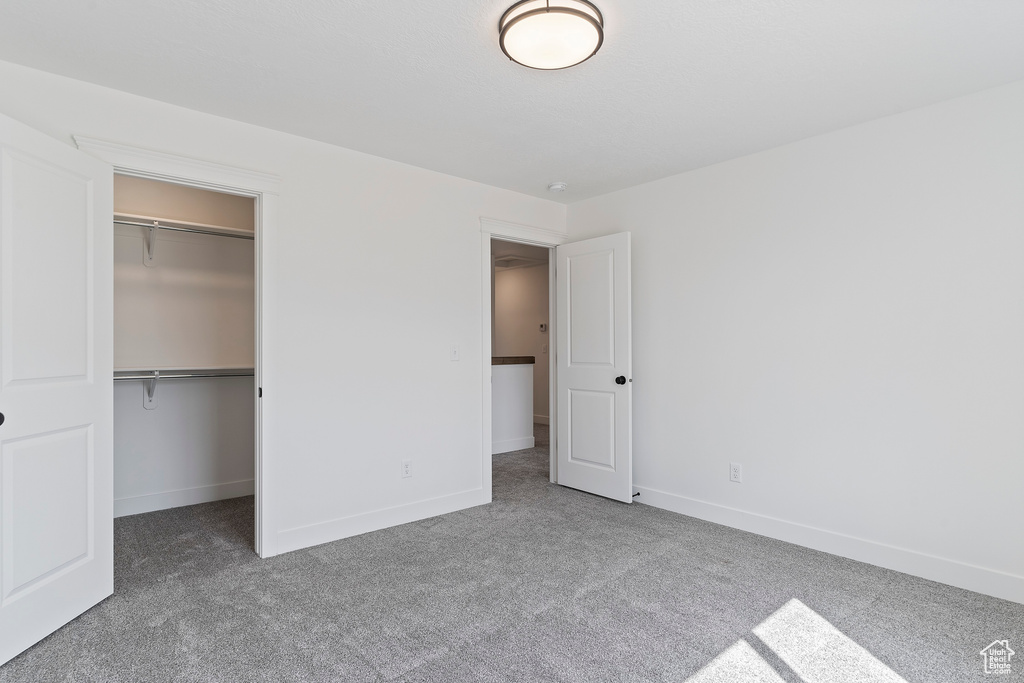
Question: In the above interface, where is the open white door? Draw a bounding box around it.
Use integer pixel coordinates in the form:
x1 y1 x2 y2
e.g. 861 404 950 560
556 232 632 502
0 113 113 664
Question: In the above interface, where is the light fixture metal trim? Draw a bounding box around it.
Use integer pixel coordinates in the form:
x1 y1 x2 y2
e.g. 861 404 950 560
499 0 605 71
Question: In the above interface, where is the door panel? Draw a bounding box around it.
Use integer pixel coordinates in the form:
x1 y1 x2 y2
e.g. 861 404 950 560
4 150 91 383
568 389 615 469
0 113 113 665
4 426 92 598
556 232 632 502
567 249 614 365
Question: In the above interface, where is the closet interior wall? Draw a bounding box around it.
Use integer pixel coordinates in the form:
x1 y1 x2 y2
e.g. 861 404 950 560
113 175 256 517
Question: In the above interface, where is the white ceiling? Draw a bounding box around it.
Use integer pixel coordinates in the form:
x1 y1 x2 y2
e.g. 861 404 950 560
1 1 1022 202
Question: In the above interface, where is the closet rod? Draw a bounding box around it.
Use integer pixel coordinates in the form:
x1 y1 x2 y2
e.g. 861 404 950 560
113 219 254 241
114 370 254 381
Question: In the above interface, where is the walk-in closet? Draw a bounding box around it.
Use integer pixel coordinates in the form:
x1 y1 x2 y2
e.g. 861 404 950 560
112 175 256 521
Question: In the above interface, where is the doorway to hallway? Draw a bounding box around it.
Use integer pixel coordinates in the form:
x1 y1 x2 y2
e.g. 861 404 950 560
491 238 550 462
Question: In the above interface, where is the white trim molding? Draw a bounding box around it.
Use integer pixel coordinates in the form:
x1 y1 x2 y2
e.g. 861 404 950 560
75 135 279 558
635 485 1024 604
481 218 563 503
492 437 535 454
73 136 280 195
480 217 568 245
114 480 254 518
276 488 487 554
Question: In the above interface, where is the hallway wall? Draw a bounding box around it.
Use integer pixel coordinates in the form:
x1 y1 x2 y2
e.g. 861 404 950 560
494 264 550 422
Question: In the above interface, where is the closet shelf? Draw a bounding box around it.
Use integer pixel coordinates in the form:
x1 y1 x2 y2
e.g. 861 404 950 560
114 368 254 381
115 368 254 409
114 213 254 240
115 212 253 266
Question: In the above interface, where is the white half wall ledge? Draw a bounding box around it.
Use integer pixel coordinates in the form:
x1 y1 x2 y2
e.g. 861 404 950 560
480 217 568 245
114 479 255 518
634 485 1024 605
274 488 487 555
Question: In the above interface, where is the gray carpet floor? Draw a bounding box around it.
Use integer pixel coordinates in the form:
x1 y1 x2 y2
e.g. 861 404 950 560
2 424 1021 682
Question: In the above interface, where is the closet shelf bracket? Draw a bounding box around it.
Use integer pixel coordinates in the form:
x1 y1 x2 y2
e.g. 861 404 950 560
143 371 159 410
143 222 158 267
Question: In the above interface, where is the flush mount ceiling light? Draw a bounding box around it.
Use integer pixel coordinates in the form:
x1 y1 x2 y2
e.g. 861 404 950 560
499 0 604 70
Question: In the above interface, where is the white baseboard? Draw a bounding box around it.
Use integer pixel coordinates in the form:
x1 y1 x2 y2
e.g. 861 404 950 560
635 485 1024 604
492 436 535 454
533 415 550 425
274 488 486 556
114 479 254 518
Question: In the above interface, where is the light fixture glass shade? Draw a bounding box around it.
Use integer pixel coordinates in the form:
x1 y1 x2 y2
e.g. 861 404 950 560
499 0 604 70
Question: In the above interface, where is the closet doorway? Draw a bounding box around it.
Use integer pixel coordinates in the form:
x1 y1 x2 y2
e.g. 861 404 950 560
112 175 257 546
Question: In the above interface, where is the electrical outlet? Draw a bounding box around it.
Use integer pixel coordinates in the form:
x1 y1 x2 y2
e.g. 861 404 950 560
729 462 743 483
401 460 412 478
450 344 460 361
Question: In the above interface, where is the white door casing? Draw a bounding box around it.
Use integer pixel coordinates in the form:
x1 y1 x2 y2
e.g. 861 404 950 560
480 217 568 497
556 232 632 503
74 135 279 558
0 114 113 665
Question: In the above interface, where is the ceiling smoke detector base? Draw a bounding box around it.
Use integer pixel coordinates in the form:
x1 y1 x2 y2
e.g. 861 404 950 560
547 182 568 192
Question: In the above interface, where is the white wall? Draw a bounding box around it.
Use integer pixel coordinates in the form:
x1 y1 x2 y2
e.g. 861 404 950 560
114 225 254 370
567 80 1024 602
113 377 254 516
494 264 550 421
0 60 565 555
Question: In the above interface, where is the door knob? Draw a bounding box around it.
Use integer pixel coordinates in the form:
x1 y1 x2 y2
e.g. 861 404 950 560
615 376 626 385
0 412 4 426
